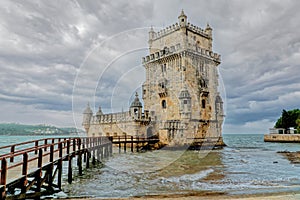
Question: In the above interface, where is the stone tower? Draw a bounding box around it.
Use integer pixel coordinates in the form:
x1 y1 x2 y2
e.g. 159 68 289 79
83 11 225 148
142 10 225 146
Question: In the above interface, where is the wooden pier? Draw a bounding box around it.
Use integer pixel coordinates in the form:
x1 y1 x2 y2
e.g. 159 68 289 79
0 136 160 199
0 137 113 200
111 136 160 153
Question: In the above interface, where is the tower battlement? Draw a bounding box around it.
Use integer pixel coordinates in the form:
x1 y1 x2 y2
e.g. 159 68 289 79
142 44 221 64
150 22 210 42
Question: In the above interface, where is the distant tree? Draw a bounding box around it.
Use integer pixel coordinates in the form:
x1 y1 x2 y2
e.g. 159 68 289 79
275 117 282 128
296 118 300 133
275 109 300 133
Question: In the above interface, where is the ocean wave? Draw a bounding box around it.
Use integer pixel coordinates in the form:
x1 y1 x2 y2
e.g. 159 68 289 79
160 169 214 183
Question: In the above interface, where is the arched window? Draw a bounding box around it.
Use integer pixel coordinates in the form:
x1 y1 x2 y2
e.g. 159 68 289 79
162 100 167 109
202 99 206 109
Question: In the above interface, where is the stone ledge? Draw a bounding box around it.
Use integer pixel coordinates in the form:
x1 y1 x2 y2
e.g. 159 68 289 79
264 134 300 143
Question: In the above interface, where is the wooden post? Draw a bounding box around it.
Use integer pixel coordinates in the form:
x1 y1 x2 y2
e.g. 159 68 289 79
38 149 43 168
50 144 54 162
49 145 54 187
68 157 72 184
78 153 82 175
57 143 63 189
22 153 28 176
73 138 76 152
92 138 96 165
131 136 133 153
44 139 48 151
83 144 86 162
67 140 70 155
92 151 96 165
86 151 90 169
59 142 63 158
136 137 139 152
21 153 28 194
10 145 15 162
77 139 82 176
35 141 39 154
0 158 7 200
124 136 127 153
36 149 43 194
118 136 121 154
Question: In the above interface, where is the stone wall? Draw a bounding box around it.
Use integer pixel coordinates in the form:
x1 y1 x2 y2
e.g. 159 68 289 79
264 134 300 142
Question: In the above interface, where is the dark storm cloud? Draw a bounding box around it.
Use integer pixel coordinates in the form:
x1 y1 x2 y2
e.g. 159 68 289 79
0 0 299 133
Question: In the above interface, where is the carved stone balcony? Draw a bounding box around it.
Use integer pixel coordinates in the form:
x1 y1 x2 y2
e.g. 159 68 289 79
158 87 168 98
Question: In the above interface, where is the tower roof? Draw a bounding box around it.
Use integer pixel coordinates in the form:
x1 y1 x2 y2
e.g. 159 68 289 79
83 102 93 114
178 9 187 19
130 92 142 107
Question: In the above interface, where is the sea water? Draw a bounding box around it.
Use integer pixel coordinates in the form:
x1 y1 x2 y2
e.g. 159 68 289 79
0 134 299 198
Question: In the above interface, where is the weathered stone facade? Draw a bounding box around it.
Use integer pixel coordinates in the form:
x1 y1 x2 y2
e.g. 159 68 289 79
83 11 225 147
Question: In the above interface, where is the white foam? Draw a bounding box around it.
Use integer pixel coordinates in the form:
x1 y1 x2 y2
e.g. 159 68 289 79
162 169 214 183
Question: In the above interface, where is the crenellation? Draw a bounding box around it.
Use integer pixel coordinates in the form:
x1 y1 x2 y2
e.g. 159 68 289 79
143 44 220 64
150 23 181 41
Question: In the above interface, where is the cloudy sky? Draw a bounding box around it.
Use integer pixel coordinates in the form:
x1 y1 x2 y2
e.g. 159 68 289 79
0 0 299 134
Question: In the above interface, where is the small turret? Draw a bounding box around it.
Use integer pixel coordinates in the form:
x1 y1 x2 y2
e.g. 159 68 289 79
178 9 187 28
96 106 103 119
130 92 142 119
148 26 156 49
205 23 212 38
149 26 156 41
82 102 93 133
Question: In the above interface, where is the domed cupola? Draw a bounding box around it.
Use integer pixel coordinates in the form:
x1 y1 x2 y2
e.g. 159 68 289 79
83 102 93 114
130 92 142 119
130 92 142 108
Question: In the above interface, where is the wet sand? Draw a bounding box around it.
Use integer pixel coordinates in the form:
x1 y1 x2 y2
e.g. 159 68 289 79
66 192 300 200
278 151 300 164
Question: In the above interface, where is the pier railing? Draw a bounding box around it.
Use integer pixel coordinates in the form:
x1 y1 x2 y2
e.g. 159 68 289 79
111 136 160 153
0 137 113 200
